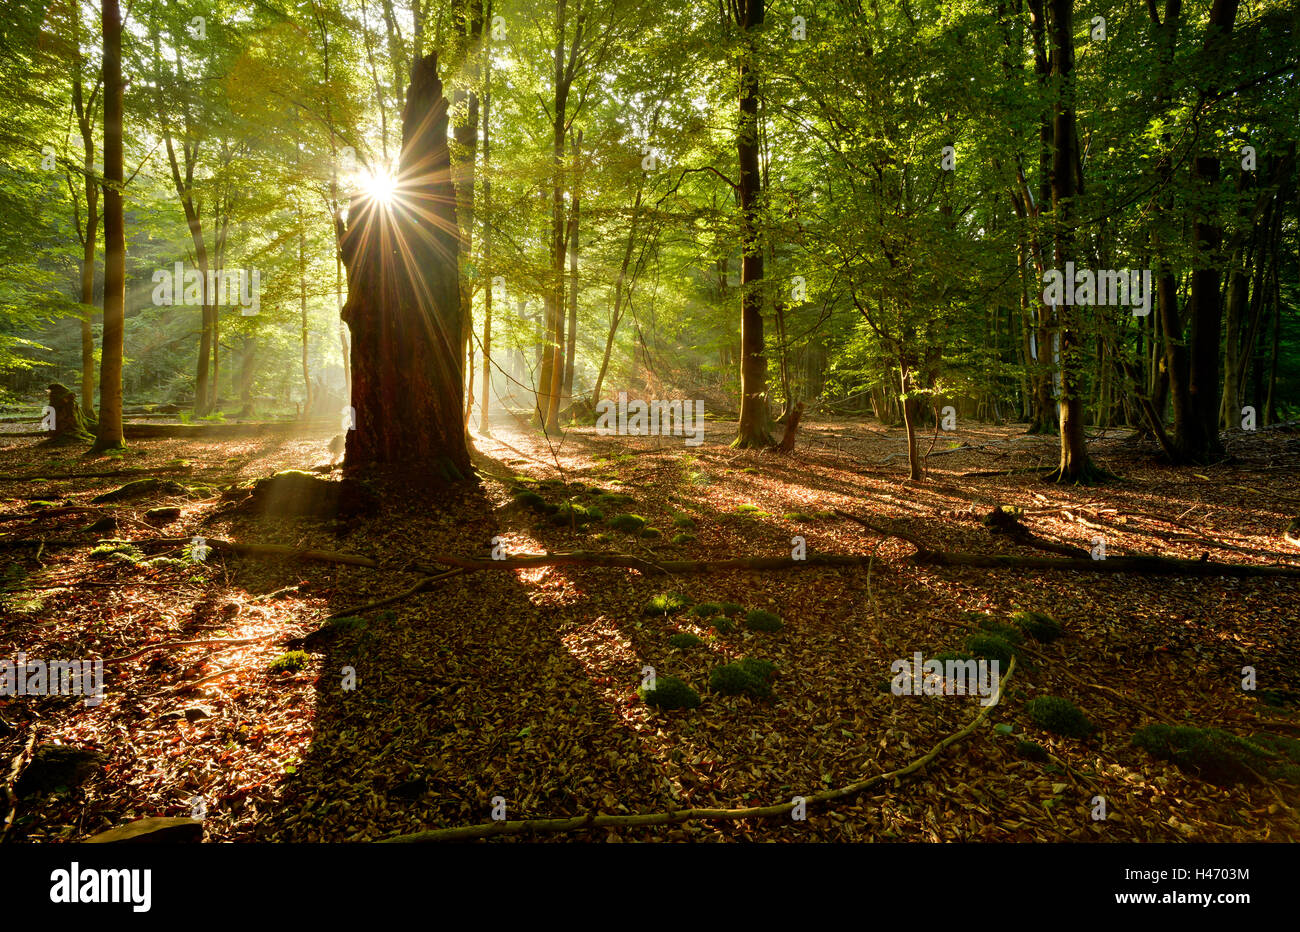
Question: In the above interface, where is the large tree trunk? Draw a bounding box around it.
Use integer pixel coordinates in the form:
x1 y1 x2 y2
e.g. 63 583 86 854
92 0 125 454
338 53 469 481
733 0 771 448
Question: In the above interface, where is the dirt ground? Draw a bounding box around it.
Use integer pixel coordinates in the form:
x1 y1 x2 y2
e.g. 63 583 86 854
2 414 1298 842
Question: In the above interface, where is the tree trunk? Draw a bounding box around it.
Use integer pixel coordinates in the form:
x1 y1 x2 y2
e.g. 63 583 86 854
478 38 493 435
900 365 922 481
71 16 99 418
338 53 469 481
563 129 582 408
1047 0 1091 481
733 0 771 448
92 0 125 454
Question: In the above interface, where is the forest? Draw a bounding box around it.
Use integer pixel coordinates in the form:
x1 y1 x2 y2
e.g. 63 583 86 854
0 0 1298 851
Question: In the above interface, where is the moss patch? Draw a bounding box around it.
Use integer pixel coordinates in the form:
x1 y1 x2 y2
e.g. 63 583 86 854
668 632 704 649
644 592 693 616
1132 724 1283 784
1025 696 1094 738
640 675 700 710
1011 610 1063 643
745 609 783 632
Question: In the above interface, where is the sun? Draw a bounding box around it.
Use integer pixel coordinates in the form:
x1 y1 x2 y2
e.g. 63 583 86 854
361 166 398 204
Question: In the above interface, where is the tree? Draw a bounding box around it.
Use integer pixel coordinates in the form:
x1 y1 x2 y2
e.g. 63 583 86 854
338 53 470 480
91 0 124 454
730 0 771 448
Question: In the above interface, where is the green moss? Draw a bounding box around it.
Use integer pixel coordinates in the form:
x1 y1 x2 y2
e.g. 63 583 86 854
933 650 976 665
745 609 783 632
782 512 815 522
710 658 775 698
268 651 311 673
668 633 704 649
512 489 554 514
1132 724 1279 784
671 532 696 545
964 634 1016 667
1015 740 1050 762
710 617 736 634
1011 610 1063 643
720 602 744 616
549 502 600 526
607 513 647 533
596 492 635 506
1025 696 1094 738
672 514 697 529
692 602 724 618
975 617 1025 645
326 616 367 634
641 527 662 540
644 592 693 616
90 540 143 562
640 675 700 710
733 504 772 518
92 478 191 503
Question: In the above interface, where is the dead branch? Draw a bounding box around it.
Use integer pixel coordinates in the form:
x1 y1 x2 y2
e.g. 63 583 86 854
328 568 466 618
102 635 276 666
838 512 1300 579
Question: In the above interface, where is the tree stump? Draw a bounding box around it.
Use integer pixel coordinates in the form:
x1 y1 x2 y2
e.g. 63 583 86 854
41 383 95 446
338 54 471 482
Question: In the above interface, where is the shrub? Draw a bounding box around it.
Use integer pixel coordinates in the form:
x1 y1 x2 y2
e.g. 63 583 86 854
745 609 783 632
268 651 311 673
640 675 700 710
1025 696 1094 738
1132 724 1277 784
668 633 704 649
644 592 692 616
607 513 647 533
1011 611 1063 643
710 658 775 698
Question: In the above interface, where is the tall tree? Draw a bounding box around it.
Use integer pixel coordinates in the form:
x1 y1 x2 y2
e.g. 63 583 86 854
91 0 124 453
731 0 771 447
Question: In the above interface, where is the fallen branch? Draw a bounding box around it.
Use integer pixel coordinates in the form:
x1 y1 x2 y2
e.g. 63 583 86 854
148 537 378 568
0 466 191 482
328 568 466 618
423 550 878 575
383 657 1016 842
838 512 1300 579
1 732 37 844
102 635 276 666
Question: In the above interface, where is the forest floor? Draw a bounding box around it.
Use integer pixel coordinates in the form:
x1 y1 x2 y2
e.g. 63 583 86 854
2 413 1299 842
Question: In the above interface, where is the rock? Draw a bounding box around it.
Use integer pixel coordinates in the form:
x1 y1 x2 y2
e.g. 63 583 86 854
83 817 204 843
145 506 182 525
15 743 104 797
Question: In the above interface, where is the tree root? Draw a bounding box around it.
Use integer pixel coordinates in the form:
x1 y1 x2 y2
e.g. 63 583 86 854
383 658 1015 842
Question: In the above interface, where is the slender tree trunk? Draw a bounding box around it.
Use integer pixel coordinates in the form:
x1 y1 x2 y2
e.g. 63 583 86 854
591 184 642 408
1048 0 1091 481
72 18 99 417
733 0 771 448
92 0 125 453
562 129 582 408
478 25 493 435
